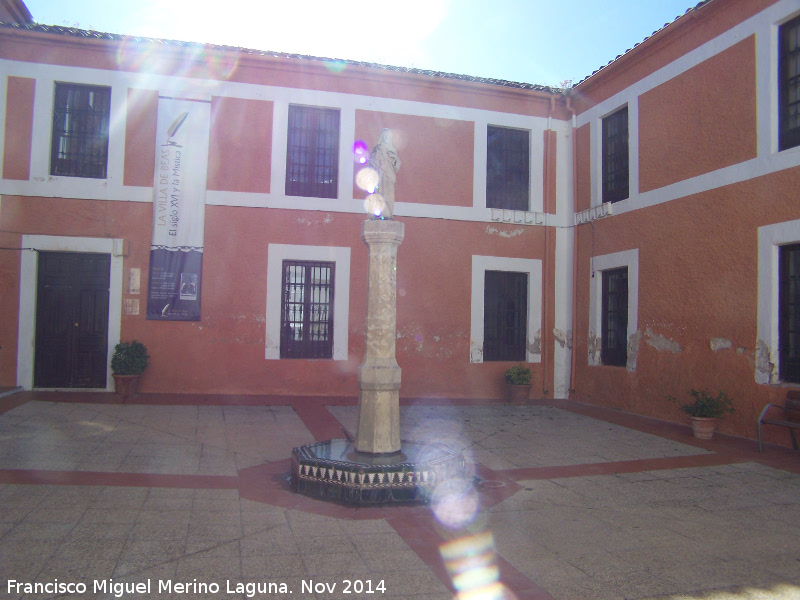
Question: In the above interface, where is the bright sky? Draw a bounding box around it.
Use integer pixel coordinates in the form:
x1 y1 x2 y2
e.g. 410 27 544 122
23 0 700 87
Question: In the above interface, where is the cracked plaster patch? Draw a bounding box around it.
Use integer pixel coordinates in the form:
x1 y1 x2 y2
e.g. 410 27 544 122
710 337 732 352
553 328 573 350
529 330 542 355
755 339 775 384
470 342 483 363
626 330 642 372
485 225 525 238
644 327 681 354
296 213 334 226
587 333 601 366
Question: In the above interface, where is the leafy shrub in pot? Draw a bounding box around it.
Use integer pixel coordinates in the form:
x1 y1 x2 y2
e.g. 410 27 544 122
111 340 149 376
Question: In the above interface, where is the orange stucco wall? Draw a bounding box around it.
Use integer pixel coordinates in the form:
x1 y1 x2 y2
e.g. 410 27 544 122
2 76 34 180
571 166 800 444
638 36 757 193
0 24 560 400
124 208 367 397
564 0 800 445
0 229 21 384
0 191 548 398
543 129 557 214
208 96 272 193
5 0 800 450
395 218 548 399
572 0 781 110
123 88 158 188
354 110 474 207
575 124 591 212
130 212 548 398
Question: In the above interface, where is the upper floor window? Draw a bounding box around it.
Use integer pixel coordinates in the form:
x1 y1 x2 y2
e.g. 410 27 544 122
780 15 800 151
285 105 339 198
486 125 529 211
602 106 629 203
483 270 528 361
280 260 335 359
50 83 111 179
601 266 628 367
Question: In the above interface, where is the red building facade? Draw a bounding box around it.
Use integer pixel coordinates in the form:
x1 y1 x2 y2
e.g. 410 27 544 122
1 0 799 446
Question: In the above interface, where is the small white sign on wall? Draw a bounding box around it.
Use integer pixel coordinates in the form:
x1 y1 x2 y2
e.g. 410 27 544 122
123 298 140 316
129 268 141 295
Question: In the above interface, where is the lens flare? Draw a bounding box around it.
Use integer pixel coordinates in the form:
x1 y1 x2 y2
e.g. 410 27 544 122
431 477 479 530
353 140 370 164
116 39 238 83
440 532 518 600
356 166 379 192
324 60 348 73
364 193 386 217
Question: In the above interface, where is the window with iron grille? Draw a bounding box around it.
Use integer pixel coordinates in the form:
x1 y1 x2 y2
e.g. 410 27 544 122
50 83 111 179
486 126 530 211
285 105 340 198
602 107 629 203
280 260 335 359
483 270 527 361
601 267 628 366
780 14 800 151
780 243 800 382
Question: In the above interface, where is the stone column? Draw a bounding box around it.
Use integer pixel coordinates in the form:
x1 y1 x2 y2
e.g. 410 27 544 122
355 218 404 454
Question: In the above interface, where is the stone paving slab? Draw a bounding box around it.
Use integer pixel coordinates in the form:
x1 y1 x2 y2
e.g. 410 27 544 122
486 462 800 600
329 405 711 468
0 396 797 600
0 402 314 474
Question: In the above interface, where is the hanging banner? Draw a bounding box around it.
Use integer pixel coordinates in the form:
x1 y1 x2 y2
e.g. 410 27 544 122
147 97 210 321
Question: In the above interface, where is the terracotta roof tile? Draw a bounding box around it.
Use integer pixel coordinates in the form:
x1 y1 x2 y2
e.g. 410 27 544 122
0 21 559 93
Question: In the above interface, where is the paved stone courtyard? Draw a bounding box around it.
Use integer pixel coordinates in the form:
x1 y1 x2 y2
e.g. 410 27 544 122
0 393 798 600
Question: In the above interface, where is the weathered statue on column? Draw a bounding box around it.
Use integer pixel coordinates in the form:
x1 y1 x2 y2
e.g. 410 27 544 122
290 128 466 504
367 128 401 219
355 129 404 454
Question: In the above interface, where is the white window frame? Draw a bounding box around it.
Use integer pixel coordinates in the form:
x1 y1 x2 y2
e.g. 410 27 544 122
470 255 542 364
756 219 800 384
599 104 631 204
588 249 639 369
485 124 532 211
265 244 350 360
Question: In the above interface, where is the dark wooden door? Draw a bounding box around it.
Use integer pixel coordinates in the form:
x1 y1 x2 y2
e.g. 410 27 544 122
34 252 110 388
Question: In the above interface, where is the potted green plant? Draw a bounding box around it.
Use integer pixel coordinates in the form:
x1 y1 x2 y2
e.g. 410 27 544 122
111 340 149 398
504 364 532 404
673 389 735 439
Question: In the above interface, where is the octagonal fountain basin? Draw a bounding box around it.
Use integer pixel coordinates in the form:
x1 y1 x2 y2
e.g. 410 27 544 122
290 438 466 505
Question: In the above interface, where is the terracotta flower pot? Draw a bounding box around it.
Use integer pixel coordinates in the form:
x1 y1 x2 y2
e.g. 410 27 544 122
505 383 531 404
690 416 717 440
112 374 139 399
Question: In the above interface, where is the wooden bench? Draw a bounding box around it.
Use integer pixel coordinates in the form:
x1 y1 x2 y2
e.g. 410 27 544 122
757 390 800 452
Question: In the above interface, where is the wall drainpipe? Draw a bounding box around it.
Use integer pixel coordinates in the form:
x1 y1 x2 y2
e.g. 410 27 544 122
566 92 579 396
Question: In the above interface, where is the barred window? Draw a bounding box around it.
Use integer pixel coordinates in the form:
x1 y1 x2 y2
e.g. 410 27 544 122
780 14 800 151
281 260 335 359
601 267 628 367
602 107 629 203
285 105 339 198
483 270 528 361
50 83 111 179
780 243 800 382
486 126 530 211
